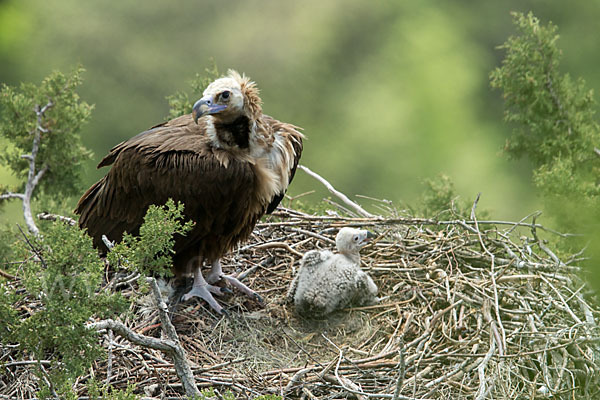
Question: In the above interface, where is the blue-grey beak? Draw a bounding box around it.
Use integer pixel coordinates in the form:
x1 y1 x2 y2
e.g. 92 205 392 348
192 97 228 124
359 230 376 247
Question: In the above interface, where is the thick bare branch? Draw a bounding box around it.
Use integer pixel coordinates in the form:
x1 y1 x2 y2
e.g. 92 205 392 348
147 277 200 398
87 279 201 398
87 319 177 353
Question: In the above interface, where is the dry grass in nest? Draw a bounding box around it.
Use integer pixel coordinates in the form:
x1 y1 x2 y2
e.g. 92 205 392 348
2 200 600 399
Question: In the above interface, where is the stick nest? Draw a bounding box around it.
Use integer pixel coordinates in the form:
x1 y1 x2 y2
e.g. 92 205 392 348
3 204 600 399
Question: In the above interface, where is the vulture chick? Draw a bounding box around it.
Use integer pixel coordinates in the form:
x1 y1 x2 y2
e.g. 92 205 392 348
287 228 378 317
76 70 303 314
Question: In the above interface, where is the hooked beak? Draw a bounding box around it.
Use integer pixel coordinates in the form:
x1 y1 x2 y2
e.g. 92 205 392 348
360 231 376 246
192 97 228 124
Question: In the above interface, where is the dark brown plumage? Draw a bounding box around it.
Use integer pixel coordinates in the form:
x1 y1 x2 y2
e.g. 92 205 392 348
76 70 303 313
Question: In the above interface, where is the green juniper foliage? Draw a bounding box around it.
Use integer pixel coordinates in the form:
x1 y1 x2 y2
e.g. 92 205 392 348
0 200 193 398
0 221 127 398
0 279 18 339
0 222 17 267
166 60 219 119
0 66 93 200
106 199 194 278
421 174 465 218
491 12 600 287
87 380 138 400
490 12 600 204
0 67 111 398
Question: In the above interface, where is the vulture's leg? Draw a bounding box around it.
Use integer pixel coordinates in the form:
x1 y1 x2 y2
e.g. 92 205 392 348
206 260 264 303
182 264 227 314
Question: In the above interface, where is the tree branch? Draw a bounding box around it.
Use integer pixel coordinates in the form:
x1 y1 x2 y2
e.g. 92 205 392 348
146 277 200 397
299 165 374 218
36 212 77 226
0 192 25 200
30 163 48 189
1 101 53 236
474 339 496 400
87 319 177 353
87 278 201 398
392 336 405 400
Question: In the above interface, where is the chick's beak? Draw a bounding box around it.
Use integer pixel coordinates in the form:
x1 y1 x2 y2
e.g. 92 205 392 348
360 231 376 246
192 96 228 124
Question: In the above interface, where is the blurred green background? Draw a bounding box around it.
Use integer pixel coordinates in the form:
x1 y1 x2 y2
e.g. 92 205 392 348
1 0 599 222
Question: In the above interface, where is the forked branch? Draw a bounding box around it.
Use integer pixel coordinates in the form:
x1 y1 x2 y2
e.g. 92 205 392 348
88 278 200 398
0 102 53 236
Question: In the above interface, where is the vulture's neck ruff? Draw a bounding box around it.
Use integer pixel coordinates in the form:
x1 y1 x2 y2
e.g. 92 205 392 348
212 115 251 149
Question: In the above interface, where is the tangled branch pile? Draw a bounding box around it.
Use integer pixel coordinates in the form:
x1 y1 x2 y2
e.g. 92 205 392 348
2 202 599 399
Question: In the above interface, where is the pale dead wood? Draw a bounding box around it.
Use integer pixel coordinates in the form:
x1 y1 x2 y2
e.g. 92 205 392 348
0 102 53 236
36 212 76 226
85 278 201 398
299 164 374 218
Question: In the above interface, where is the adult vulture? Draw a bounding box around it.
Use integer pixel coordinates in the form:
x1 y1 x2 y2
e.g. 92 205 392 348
76 70 303 314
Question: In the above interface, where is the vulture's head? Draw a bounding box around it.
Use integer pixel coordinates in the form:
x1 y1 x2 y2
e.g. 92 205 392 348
336 227 375 256
192 70 262 125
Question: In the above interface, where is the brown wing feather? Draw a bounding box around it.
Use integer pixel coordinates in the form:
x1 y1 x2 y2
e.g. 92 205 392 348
75 114 262 274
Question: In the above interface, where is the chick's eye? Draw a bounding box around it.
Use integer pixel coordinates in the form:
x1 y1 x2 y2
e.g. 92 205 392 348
221 91 230 100
353 236 359 241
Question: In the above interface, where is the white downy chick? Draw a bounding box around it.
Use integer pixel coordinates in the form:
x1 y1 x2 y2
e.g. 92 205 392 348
287 227 378 317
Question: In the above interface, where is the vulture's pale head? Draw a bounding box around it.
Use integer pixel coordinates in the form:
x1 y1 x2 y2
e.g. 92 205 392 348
192 70 262 124
336 227 375 256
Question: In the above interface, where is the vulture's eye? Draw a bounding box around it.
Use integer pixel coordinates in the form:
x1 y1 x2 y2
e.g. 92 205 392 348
221 91 231 101
353 236 359 242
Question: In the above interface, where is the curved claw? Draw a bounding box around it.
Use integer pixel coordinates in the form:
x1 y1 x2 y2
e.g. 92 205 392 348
220 286 233 295
253 292 264 304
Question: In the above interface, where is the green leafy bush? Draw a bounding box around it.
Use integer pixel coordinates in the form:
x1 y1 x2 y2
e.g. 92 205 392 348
421 174 464 218
0 199 195 398
0 221 127 398
490 11 600 208
491 11 600 286
106 199 194 278
87 380 138 400
0 66 93 200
